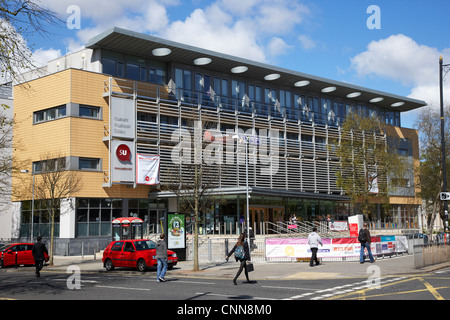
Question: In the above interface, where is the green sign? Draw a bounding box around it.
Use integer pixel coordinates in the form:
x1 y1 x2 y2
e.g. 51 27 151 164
168 213 185 249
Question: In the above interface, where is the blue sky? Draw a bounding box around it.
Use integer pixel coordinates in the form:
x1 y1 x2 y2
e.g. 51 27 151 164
27 0 450 128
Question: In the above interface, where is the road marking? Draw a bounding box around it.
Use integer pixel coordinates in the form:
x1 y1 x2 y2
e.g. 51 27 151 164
96 285 151 291
349 286 450 300
52 279 99 283
324 277 413 300
143 279 216 285
417 277 445 300
262 285 317 291
286 277 408 300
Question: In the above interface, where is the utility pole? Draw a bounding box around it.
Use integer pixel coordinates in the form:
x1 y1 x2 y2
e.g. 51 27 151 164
439 56 449 231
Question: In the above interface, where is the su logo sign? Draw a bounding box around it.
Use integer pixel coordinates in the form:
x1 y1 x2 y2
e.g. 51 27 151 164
116 144 131 162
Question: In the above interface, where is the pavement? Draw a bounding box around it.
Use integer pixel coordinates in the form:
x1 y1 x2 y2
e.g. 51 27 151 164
5 254 449 281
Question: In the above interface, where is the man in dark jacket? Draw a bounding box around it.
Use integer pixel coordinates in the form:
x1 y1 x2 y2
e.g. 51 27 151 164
359 223 375 264
32 236 48 277
156 233 168 282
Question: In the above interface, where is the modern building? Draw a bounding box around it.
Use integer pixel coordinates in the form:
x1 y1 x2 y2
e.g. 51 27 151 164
11 27 426 247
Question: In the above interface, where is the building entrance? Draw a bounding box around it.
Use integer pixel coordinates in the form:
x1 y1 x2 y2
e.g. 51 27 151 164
249 206 285 234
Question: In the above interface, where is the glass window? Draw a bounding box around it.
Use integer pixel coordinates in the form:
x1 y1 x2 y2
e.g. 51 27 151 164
46 108 56 121
156 69 166 85
111 241 124 251
89 208 99 222
79 106 99 118
117 62 124 77
183 70 191 90
195 73 203 92
57 106 66 117
79 158 100 170
102 58 117 76
77 208 88 222
35 111 44 123
126 63 139 80
139 66 146 82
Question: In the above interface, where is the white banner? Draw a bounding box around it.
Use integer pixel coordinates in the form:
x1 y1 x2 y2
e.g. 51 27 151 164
136 154 160 185
266 237 383 259
330 221 349 231
111 97 135 139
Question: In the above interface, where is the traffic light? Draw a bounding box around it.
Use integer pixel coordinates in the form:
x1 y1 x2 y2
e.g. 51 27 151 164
441 192 450 200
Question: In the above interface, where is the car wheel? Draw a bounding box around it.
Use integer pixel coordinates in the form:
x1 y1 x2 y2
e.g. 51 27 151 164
137 259 147 272
105 259 114 271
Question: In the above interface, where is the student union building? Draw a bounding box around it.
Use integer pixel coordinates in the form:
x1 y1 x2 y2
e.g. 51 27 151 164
11 28 426 245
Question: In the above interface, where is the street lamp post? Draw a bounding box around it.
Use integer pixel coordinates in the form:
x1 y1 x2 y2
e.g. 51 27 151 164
439 56 449 231
233 134 251 246
20 169 35 242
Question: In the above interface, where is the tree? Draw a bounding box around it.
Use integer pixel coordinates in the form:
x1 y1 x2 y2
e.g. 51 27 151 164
160 120 226 271
0 106 13 202
415 105 450 234
335 112 406 219
28 154 82 265
0 0 62 84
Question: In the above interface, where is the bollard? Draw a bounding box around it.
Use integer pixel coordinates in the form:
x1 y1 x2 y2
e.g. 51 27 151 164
208 239 212 261
225 239 229 258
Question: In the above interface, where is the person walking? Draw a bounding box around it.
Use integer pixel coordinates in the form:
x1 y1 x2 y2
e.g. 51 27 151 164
308 227 323 267
32 236 48 278
358 223 375 264
225 233 252 285
156 233 168 282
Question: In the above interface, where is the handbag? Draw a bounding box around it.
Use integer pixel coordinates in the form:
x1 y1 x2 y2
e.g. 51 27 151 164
246 261 254 272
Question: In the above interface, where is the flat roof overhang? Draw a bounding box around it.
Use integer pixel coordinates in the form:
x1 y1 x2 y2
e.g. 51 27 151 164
86 27 427 113
150 187 349 202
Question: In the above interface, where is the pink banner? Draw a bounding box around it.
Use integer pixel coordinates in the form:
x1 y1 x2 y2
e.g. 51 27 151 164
265 237 382 259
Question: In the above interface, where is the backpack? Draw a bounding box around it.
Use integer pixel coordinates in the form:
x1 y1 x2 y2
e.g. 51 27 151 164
234 245 245 259
358 229 368 242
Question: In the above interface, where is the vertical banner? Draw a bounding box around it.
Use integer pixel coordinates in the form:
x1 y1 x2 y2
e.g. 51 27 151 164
136 154 160 185
348 214 364 237
109 97 136 185
111 97 135 139
167 213 186 249
111 140 135 183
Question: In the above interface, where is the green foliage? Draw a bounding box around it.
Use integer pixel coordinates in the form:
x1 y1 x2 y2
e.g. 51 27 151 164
335 112 406 219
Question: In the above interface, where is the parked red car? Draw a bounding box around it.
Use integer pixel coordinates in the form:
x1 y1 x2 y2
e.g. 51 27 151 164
0 243 49 268
102 239 178 272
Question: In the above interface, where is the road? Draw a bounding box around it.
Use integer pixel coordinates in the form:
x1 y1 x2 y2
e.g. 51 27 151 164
1 266 450 302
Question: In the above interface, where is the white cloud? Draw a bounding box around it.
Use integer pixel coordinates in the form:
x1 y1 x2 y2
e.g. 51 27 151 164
161 6 267 62
298 34 316 50
350 34 450 107
39 0 311 63
268 37 291 57
32 48 62 67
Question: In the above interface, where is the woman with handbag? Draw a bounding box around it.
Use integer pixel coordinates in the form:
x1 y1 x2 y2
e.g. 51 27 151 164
225 233 253 285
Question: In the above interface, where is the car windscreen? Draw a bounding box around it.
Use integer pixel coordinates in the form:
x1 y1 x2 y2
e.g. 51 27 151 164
134 240 156 251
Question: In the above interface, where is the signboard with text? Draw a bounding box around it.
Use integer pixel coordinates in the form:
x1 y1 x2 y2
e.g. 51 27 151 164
111 97 135 139
265 236 408 259
111 140 135 183
167 213 186 249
